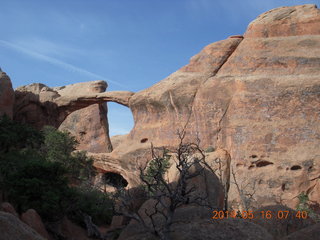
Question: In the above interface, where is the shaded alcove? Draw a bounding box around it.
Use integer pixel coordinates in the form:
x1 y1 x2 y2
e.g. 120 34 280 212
103 172 128 189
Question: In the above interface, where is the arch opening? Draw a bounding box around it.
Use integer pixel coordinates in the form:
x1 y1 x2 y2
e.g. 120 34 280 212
107 102 134 137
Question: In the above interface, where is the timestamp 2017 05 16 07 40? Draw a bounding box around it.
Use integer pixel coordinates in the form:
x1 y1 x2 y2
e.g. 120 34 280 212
212 210 308 220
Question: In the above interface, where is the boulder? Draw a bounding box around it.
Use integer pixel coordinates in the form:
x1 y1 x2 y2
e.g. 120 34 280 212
119 206 274 240
281 222 320 240
165 153 225 209
0 71 15 118
250 205 315 239
1 202 18 218
46 216 91 240
21 209 51 240
0 211 45 240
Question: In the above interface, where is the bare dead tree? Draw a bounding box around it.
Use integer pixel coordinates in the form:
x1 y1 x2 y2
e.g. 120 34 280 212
114 130 215 240
231 167 256 211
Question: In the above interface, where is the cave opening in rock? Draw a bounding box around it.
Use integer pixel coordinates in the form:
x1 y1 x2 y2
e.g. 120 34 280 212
290 165 302 170
255 160 274 167
103 172 128 188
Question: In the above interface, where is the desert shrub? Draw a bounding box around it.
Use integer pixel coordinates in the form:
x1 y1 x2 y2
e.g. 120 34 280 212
42 126 96 183
296 192 320 222
6 157 70 221
143 147 171 194
68 186 114 226
0 115 43 153
205 145 215 153
0 116 112 224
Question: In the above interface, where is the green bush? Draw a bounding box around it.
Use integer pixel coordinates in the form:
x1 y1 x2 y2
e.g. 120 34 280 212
204 146 215 153
0 115 43 153
143 148 171 194
68 186 114 225
296 192 320 222
6 158 70 221
0 116 113 224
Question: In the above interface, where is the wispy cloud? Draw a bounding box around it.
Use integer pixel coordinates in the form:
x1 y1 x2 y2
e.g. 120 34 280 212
0 39 125 88
13 38 84 59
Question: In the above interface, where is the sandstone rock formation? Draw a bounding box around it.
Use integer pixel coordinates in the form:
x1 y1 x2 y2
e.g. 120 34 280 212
59 103 113 153
14 81 134 129
5 5 320 237
14 80 133 152
0 71 15 119
99 4 320 212
0 211 45 240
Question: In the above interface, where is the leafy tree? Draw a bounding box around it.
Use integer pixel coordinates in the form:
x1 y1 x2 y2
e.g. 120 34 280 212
0 115 43 153
296 192 320 222
42 126 96 183
68 186 114 226
6 157 70 221
42 125 77 163
0 116 112 226
144 146 171 194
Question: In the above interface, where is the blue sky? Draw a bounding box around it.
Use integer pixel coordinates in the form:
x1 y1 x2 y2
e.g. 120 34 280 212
1 0 318 136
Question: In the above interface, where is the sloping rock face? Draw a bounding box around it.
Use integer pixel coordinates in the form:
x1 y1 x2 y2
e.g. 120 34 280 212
128 37 242 147
0 72 15 119
104 4 320 211
0 211 45 240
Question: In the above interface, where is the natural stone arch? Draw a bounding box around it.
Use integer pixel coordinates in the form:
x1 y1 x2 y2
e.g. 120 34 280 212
13 81 135 129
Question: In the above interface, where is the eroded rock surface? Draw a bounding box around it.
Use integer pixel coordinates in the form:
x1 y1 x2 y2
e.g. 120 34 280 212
108 4 320 211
